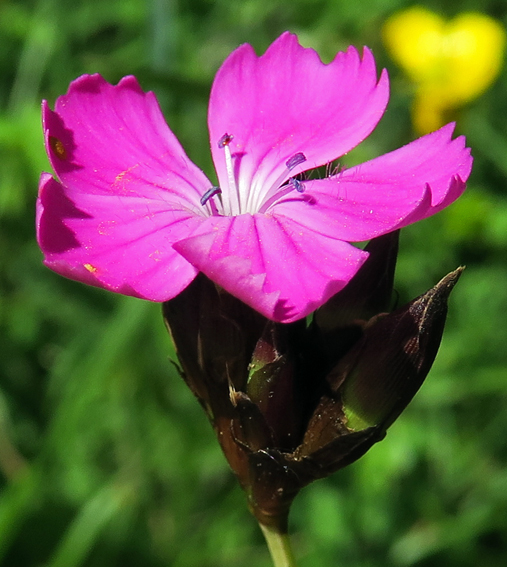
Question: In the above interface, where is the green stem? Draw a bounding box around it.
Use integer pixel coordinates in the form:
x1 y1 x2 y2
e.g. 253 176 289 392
259 523 298 567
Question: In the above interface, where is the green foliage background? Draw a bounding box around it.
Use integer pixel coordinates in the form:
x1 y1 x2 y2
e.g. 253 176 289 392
1 0 507 565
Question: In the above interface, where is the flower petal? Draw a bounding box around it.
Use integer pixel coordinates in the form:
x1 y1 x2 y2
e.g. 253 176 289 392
37 173 202 300
43 74 211 209
271 123 472 242
208 32 389 214
173 213 368 323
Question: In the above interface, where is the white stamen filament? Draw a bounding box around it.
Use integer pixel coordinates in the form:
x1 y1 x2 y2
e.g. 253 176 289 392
257 153 307 214
218 133 241 216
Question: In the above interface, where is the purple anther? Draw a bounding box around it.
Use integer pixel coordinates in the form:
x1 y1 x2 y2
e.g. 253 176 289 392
285 152 307 171
200 186 222 206
290 178 305 193
218 133 234 148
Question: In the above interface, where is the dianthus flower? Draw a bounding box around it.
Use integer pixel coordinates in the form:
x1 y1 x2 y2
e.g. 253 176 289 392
37 32 472 323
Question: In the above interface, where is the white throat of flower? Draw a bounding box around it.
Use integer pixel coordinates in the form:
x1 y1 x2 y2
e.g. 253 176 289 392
200 133 307 217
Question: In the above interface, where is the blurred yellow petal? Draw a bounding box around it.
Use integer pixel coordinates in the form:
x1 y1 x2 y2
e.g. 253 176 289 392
383 6 506 132
382 7 445 82
411 91 448 135
444 13 505 104
412 82 464 135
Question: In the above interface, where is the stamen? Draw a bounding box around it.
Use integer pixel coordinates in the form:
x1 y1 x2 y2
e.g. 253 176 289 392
290 178 305 193
268 153 307 194
286 152 306 171
218 132 240 215
200 186 222 206
255 152 308 213
218 133 234 148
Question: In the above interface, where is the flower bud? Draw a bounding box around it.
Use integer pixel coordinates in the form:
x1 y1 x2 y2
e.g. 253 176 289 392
312 231 399 367
334 267 464 431
246 322 301 450
315 230 399 332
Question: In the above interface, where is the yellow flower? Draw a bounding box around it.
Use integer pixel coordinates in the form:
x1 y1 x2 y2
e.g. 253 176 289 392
383 6 506 134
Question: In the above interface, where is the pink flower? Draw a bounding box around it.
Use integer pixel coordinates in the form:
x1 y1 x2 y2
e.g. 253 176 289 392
37 32 472 323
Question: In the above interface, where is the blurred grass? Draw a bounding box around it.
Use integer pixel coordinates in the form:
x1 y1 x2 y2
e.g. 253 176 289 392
1 0 507 566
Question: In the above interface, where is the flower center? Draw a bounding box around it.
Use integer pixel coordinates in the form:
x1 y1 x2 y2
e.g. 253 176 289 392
201 133 308 216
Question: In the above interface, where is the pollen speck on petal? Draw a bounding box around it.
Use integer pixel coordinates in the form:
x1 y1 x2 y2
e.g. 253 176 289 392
49 136 67 160
84 263 98 273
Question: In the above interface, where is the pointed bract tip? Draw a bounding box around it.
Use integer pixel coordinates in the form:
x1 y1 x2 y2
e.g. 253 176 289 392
334 266 464 432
